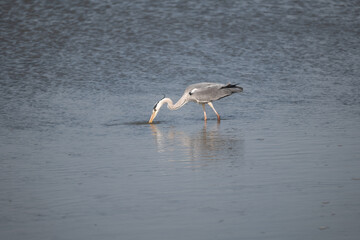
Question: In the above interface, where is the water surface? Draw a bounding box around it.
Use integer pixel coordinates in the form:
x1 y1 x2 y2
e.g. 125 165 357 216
1 0 360 239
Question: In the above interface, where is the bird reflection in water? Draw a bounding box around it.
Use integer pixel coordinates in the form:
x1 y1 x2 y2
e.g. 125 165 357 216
149 122 244 163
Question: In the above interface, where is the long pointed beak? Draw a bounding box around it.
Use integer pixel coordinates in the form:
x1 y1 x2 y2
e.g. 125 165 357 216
149 110 157 124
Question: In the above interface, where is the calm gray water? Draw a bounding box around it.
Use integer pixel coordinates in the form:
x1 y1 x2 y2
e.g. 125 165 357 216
1 0 360 239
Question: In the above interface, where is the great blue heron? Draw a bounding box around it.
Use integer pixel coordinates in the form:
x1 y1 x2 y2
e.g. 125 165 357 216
149 82 243 123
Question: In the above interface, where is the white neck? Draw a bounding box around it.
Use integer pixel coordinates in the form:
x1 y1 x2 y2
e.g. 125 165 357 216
158 96 187 111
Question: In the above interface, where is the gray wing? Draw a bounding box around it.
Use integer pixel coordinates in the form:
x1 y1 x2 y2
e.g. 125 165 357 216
185 82 243 103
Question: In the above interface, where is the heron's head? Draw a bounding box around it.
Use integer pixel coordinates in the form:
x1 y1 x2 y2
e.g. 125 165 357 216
149 96 165 123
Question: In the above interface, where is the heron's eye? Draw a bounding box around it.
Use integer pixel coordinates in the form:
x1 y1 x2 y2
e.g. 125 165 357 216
189 92 192 95
153 103 158 111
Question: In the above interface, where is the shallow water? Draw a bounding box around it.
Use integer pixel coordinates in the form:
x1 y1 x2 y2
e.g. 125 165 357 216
1 0 360 239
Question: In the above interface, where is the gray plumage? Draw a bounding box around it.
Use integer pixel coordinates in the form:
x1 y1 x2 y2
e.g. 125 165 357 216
149 82 243 123
186 82 243 103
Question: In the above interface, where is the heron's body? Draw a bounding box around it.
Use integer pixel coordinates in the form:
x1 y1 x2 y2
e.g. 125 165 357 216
149 82 243 123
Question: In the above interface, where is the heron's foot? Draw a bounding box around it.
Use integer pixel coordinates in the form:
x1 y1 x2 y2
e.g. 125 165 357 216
216 113 221 122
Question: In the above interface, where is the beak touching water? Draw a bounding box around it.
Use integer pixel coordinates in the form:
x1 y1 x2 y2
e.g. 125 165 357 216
149 109 158 124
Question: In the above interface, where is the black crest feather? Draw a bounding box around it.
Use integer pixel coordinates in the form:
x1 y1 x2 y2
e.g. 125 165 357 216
153 94 166 110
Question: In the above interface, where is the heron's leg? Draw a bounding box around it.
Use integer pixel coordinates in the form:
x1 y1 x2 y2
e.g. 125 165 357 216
202 104 207 121
208 102 220 121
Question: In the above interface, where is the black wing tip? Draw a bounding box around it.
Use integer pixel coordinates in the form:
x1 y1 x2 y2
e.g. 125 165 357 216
221 83 239 88
221 83 243 91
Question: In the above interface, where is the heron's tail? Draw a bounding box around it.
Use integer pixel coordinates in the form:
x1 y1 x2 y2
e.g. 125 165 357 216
221 83 243 93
